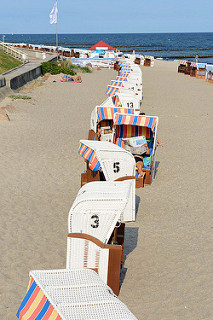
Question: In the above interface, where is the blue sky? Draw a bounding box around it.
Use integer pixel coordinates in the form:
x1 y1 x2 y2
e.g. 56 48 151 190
0 0 213 34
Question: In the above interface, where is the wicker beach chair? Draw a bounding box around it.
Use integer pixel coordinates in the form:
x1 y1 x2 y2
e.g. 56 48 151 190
110 79 143 94
78 139 136 183
196 63 207 79
144 56 154 67
178 60 187 73
17 269 137 319
100 91 141 112
206 65 213 83
66 180 135 295
113 113 159 185
106 85 143 102
184 61 192 75
90 105 134 140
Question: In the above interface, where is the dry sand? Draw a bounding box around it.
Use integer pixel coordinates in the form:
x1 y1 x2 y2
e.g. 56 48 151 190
0 62 212 320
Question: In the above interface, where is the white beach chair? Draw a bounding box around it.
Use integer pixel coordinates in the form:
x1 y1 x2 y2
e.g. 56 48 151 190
17 269 138 319
78 140 136 182
106 85 143 102
67 179 135 294
113 113 159 184
90 105 135 135
68 180 135 228
100 91 141 112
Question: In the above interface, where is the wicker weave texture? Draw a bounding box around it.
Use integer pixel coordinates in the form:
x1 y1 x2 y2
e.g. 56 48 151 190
66 237 109 283
69 181 134 236
30 269 137 320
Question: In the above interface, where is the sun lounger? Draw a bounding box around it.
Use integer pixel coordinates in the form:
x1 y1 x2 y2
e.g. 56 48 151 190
17 269 137 319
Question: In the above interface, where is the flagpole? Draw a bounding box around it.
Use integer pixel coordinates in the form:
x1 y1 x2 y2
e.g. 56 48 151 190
56 0 58 60
56 20 58 60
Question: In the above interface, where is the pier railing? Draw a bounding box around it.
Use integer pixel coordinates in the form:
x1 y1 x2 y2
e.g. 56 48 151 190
0 41 29 63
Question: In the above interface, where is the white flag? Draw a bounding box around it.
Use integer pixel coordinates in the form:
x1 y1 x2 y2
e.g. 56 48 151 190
49 1 58 24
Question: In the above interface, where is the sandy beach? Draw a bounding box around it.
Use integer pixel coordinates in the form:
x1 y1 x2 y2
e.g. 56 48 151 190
0 61 213 320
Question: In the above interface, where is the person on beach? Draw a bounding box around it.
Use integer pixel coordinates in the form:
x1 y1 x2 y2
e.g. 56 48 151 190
134 143 150 177
195 54 199 64
94 123 102 141
62 75 82 82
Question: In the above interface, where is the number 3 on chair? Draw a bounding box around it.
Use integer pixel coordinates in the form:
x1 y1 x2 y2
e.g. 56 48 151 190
91 215 99 228
113 162 120 173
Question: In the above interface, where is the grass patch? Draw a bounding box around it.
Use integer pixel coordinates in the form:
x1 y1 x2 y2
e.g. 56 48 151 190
9 95 31 100
0 51 22 74
41 60 92 76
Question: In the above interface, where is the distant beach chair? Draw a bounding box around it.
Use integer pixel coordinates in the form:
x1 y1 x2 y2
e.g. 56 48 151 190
178 60 187 73
206 65 213 83
184 61 192 75
106 85 143 102
17 269 138 319
190 62 197 77
100 90 141 112
144 55 154 67
196 63 207 79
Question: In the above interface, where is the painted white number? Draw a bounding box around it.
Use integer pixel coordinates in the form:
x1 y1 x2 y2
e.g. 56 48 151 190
113 162 120 173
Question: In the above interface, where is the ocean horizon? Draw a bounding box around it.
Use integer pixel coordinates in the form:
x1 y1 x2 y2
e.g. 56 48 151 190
1 32 213 63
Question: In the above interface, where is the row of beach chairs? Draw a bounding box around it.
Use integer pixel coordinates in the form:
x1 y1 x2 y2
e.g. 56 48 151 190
17 57 157 319
178 60 213 83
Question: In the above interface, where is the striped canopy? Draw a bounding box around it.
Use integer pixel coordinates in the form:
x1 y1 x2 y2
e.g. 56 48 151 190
106 86 120 97
190 62 197 67
112 95 121 107
116 76 128 81
119 71 131 77
179 60 187 65
145 56 152 59
114 113 157 132
78 142 100 171
110 80 124 87
97 106 134 122
17 277 61 320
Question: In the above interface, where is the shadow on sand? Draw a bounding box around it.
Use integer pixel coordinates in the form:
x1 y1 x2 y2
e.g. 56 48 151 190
119 226 139 290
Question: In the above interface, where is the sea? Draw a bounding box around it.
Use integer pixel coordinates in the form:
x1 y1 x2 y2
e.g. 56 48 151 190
2 33 213 64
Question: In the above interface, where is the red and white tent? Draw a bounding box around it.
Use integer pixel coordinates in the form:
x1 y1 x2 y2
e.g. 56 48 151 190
89 40 115 51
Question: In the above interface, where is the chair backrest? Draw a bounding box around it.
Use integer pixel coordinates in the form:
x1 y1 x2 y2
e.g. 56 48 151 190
68 180 135 230
66 233 122 295
79 140 136 181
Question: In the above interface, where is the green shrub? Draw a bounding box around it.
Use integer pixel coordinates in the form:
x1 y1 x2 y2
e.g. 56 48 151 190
9 95 31 100
41 61 92 76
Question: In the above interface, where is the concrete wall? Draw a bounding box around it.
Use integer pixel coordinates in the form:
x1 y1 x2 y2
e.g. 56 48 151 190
6 63 42 90
4 55 57 90
0 75 6 88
